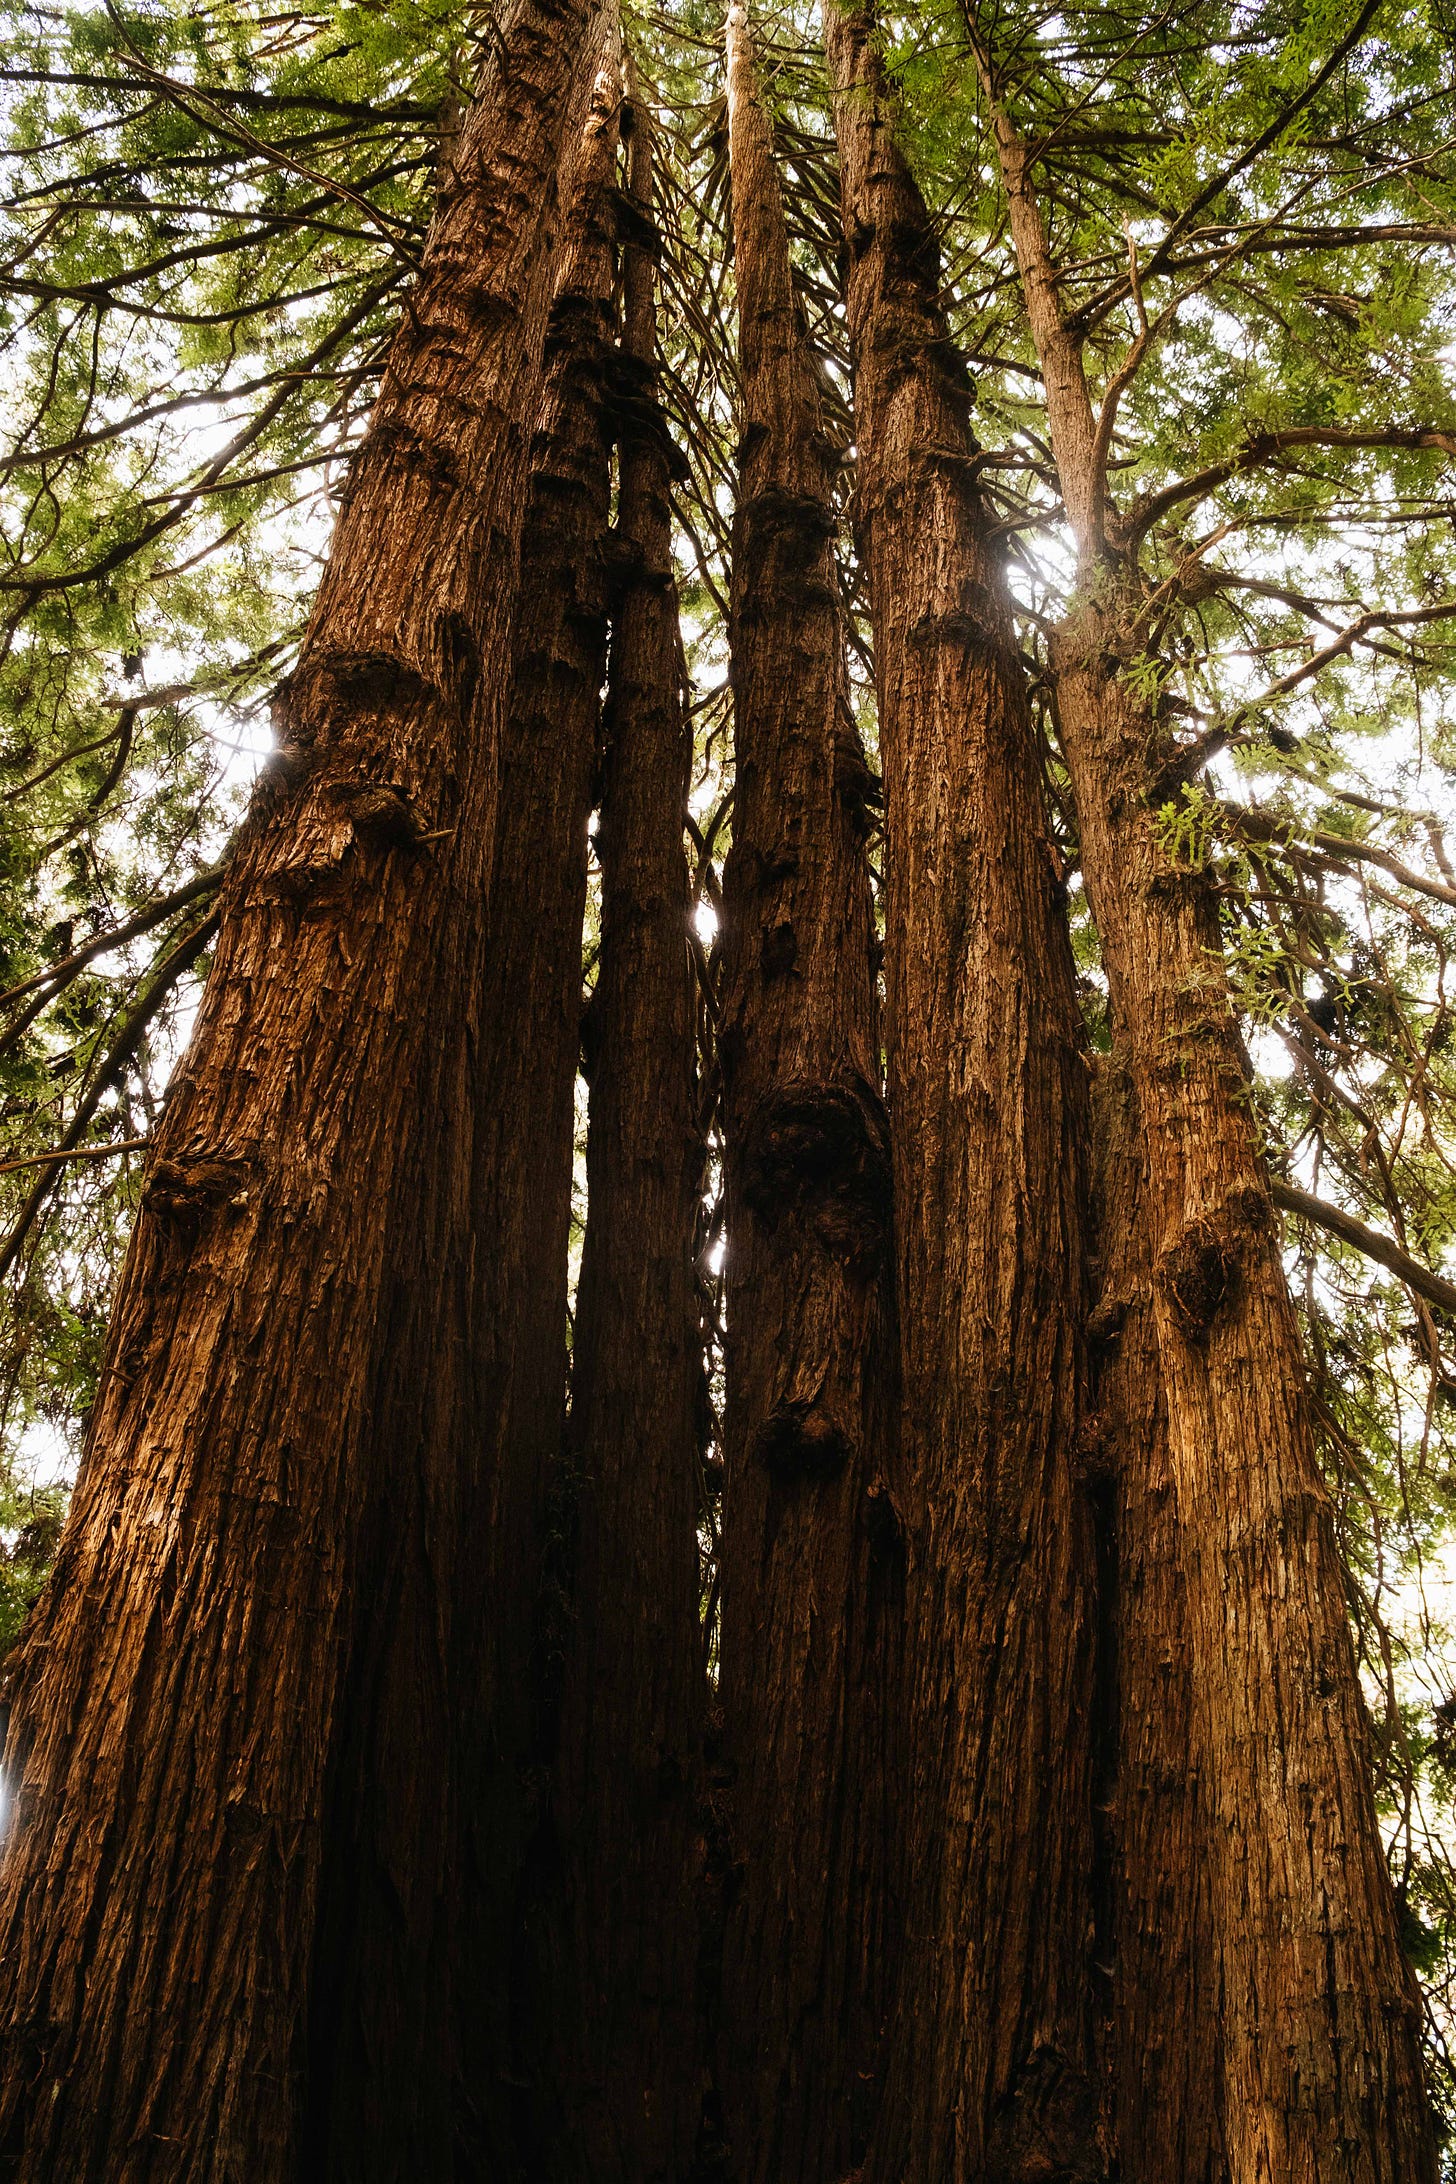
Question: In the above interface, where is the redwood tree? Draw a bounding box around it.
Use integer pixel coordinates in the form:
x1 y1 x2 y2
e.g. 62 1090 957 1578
549 69 705 2184
0 0 1451 2178
0 0 599 2171
1089 1052 1223 2180
824 10 1102 2176
961 9 1440 2169
717 6 900 2172
449 16 622 2138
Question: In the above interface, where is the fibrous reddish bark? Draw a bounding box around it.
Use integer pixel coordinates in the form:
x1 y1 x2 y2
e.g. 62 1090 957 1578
824 10 1102 2177
0 0 595 2173
550 73 705 2184
979 60 1436 2181
1089 1055 1223 2183
717 5 900 2175
426 22 621 2148
1057 617 1434 2184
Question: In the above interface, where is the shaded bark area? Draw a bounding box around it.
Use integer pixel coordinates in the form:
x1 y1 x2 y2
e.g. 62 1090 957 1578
1089 1056 1223 2184
548 83 705 2184
439 28 621 2162
0 0 595 2174
982 79 1436 2183
824 12 1101 2180
716 6 901 2178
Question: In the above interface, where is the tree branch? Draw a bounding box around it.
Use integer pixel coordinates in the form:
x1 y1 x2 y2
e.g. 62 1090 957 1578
1270 1178 1456 1317
0 907 219 1281
1226 802 1456 913
1123 0 1383 296
0 864 225 1018
1128 427 1456 550
0 1137 148 1178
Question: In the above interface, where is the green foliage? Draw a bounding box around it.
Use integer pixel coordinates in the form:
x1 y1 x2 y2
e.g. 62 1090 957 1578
1153 782 1217 871
0 1476 65 1656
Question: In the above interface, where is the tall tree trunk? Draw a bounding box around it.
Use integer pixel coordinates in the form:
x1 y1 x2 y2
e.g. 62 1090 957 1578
549 73 705 2184
823 12 1102 2179
306 26 622 2178
980 65 1437 2183
717 6 901 2177
0 0 595 2174
1089 1055 1223 2183
447 25 624 2157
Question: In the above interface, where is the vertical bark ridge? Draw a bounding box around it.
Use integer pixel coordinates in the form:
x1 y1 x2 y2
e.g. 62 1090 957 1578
549 72 706 2184
978 56 1437 2182
459 21 622 2160
0 0 596 2174
823 11 1102 2180
717 5 901 2177
1089 1054 1223 2183
306 23 622 2179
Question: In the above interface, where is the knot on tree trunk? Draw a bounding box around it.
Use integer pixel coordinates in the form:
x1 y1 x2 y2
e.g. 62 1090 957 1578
242 740 318 847
355 414 462 494
314 647 440 717
863 1472 904 1560
605 182 662 257
730 479 839 610
733 480 836 547
739 1077 892 1267
1086 1278 1143 1351
1072 1411 1114 1482
600 357 691 481
908 601 1001 654
144 1152 255 1240
256 852 348 910
752 1397 852 1482
602 526 649 600
331 781 442 854
876 324 976 419
833 725 881 836
1156 1185 1270 1339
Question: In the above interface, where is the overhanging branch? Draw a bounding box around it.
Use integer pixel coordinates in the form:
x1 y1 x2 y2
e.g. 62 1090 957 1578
1270 1178 1456 1318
